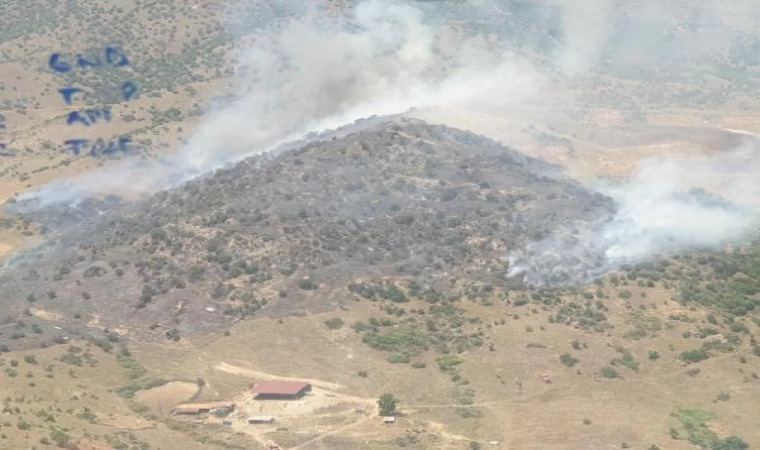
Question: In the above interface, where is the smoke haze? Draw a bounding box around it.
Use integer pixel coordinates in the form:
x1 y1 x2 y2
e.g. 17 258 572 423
10 0 760 286
16 0 550 207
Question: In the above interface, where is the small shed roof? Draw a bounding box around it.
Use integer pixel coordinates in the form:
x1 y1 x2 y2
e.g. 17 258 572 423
173 402 234 412
248 416 275 422
383 416 396 423
251 381 310 396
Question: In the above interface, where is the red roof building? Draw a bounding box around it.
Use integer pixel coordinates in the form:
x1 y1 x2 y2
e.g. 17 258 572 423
251 381 312 400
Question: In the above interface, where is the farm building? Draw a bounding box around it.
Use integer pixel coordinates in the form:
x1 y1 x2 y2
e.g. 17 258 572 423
248 415 275 424
251 381 312 400
171 402 235 415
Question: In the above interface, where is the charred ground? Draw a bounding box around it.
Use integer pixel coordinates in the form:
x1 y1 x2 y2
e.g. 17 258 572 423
0 118 615 350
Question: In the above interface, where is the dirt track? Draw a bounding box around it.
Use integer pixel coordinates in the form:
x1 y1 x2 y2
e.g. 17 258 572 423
215 362 346 391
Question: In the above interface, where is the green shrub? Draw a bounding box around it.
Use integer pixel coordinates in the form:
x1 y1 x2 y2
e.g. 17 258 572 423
614 348 640 372
671 408 747 450
599 367 619 378
437 354 464 372
560 353 579 368
362 328 429 355
116 378 169 399
388 353 410 364
324 318 344 330
50 428 71 447
455 407 482 418
351 321 373 332
680 348 710 364
117 355 146 380
214 408 232 417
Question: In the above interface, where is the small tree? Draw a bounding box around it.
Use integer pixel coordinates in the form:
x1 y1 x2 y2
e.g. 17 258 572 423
378 393 398 416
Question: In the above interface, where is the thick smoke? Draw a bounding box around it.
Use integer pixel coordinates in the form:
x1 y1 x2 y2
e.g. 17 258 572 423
508 137 760 286
178 0 546 173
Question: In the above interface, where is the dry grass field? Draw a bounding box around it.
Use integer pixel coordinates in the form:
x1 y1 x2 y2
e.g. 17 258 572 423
3 278 758 449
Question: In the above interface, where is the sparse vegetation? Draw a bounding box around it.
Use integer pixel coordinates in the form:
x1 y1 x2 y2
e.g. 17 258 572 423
117 355 147 380
116 378 169 399
680 348 710 364
671 409 748 450
362 327 429 356
388 353 410 364
324 318 344 330
456 407 483 418
612 347 640 372
560 353 579 368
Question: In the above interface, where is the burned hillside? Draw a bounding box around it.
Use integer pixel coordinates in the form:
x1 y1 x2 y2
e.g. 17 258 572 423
0 118 615 349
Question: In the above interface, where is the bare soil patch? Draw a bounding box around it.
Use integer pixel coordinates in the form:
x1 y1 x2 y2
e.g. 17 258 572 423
135 381 200 414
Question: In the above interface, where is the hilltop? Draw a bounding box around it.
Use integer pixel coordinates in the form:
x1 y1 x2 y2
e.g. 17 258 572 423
0 117 614 349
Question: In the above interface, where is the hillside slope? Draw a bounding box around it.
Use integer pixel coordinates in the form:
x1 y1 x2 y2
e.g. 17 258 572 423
0 118 614 349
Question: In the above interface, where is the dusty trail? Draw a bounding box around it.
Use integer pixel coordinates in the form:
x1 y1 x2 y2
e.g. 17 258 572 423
287 401 378 450
215 362 346 391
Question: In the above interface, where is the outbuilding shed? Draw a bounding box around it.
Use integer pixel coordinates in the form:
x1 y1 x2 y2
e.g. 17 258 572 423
248 416 275 424
251 381 312 400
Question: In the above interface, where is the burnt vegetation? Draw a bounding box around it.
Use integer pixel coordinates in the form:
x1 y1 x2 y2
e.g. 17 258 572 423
0 118 614 349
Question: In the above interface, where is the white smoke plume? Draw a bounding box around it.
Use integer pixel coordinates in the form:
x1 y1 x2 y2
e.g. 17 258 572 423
509 137 760 286
10 0 760 287
178 0 546 174
14 0 552 209
601 143 760 262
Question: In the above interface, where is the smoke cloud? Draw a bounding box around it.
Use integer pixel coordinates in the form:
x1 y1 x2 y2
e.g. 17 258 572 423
508 136 760 286
9 0 760 287
14 0 551 209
